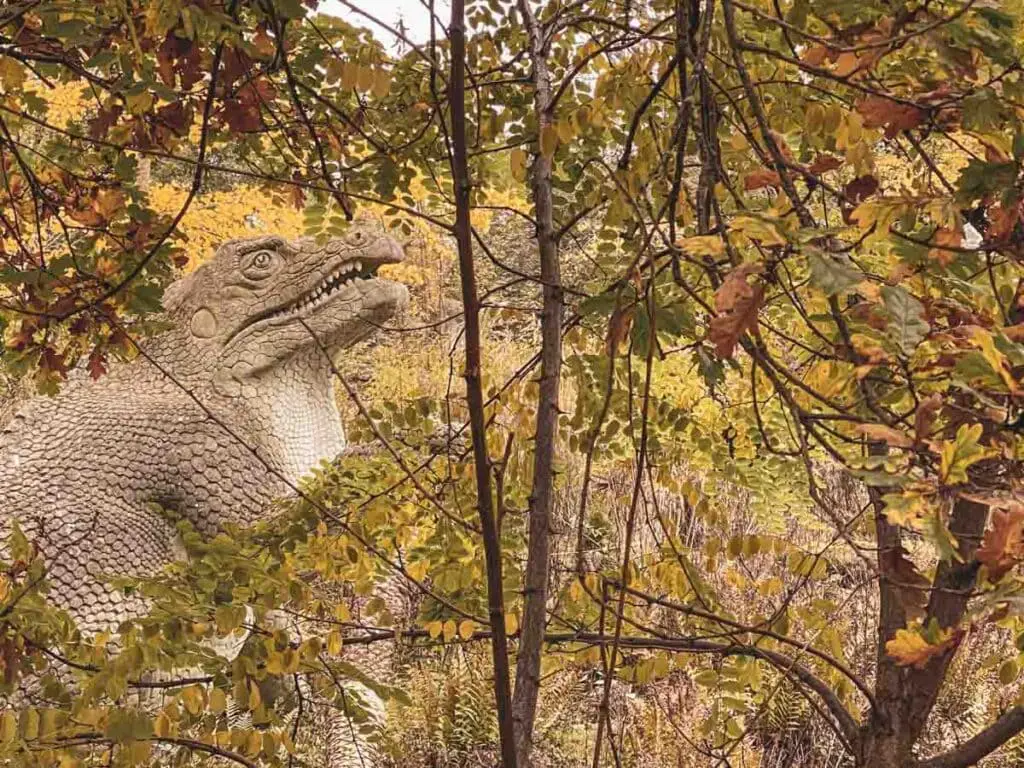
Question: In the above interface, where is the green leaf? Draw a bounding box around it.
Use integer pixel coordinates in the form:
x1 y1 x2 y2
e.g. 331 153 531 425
881 286 929 355
808 250 861 296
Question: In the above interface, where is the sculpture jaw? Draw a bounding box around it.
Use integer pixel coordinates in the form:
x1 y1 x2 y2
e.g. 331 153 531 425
213 235 408 385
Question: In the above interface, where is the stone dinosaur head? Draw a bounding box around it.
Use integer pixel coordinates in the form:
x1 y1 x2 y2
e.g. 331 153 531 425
162 225 408 385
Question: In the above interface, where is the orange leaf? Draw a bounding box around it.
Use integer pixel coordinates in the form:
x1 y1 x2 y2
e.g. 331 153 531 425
801 45 830 67
886 627 960 669
833 51 861 77
743 168 781 191
977 504 1024 581
928 228 961 266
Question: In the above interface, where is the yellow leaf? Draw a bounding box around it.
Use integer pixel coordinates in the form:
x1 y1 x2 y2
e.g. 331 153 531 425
426 620 443 639
442 619 457 642
182 685 205 716
327 629 343 655
510 148 528 182
731 215 787 246
153 711 171 738
504 613 519 635
372 69 390 98
939 423 991 485
20 708 38 740
248 681 261 711
458 619 476 641
886 627 958 669
678 234 725 257
0 58 26 89
357 65 374 91
209 688 227 715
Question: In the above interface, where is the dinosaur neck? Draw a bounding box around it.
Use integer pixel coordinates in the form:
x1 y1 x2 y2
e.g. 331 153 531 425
250 350 346 484
145 330 346 484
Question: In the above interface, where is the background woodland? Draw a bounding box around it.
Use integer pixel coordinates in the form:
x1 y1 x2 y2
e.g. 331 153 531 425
1 0 1024 766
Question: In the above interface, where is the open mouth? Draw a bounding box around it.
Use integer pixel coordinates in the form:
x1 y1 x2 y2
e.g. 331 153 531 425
224 259 380 347
284 259 377 316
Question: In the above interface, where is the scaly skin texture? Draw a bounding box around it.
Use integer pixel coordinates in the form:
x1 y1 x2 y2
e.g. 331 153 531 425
0 227 409 764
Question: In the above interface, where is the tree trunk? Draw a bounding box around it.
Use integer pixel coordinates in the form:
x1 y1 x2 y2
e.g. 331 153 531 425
511 3 563 766
447 3 518 765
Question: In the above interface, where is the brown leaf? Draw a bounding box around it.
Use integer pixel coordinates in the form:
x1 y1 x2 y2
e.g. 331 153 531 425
856 96 927 139
978 504 1024 581
833 51 861 77
744 168 782 191
856 423 913 448
220 46 253 89
88 105 123 141
928 227 961 266
987 202 1020 242
39 347 69 378
845 174 879 204
220 99 262 132
801 45 830 66
913 394 943 443
605 305 634 355
808 154 843 175
709 264 764 358
253 27 277 59
86 347 108 380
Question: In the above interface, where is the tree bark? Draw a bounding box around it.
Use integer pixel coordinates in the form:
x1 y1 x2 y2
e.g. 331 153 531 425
862 497 989 767
447 3 517 766
511 4 563 766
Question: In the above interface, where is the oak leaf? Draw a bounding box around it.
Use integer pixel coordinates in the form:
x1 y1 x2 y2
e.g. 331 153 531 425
886 626 960 669
928 228 962 266
977 504 1024 581
856 96 926 139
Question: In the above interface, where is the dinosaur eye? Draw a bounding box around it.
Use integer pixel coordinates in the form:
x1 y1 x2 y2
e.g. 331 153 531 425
241 249 279 280
345 230 367 247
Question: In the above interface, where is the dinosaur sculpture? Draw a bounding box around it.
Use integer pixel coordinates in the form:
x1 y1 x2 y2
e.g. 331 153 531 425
0 227 409 764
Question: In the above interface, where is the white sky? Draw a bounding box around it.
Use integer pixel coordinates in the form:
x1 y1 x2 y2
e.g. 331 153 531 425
318 0 450 48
